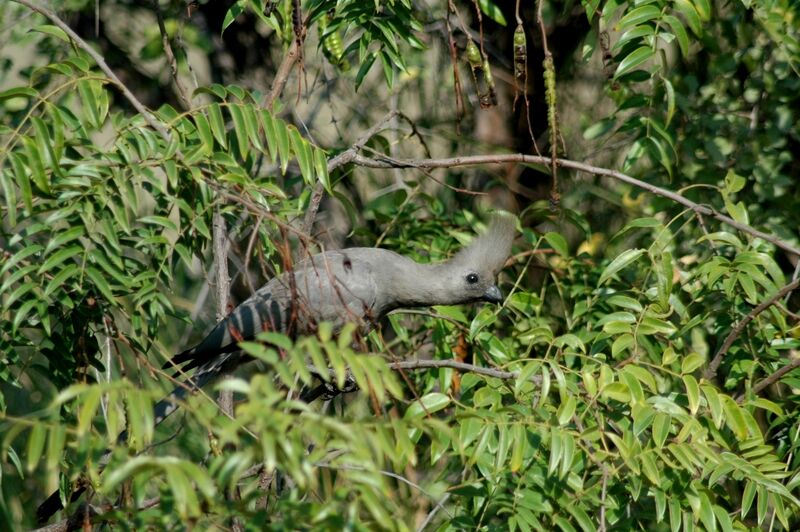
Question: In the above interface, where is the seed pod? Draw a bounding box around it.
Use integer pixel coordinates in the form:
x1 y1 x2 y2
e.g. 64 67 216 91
319 12 350 71
480 58 498 108
465 41 496 109
513 24 527 88
465 40 482 67
264 0 278 17
292 0 303 45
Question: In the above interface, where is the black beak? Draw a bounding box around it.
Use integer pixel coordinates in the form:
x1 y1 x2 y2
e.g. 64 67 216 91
482 285 503 304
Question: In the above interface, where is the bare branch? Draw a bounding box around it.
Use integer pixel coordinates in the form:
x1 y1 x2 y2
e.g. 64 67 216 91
153 0 192 110
262 40 302 109
347 152 800 258
302 110 403 236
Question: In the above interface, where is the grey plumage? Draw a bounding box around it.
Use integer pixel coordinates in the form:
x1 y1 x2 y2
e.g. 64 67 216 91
36 215 515 523
154 214 514 425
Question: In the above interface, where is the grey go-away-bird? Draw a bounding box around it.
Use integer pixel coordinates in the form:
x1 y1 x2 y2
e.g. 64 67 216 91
36 214 515 523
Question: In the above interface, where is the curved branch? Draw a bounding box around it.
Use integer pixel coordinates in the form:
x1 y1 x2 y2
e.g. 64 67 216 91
348 153 800 258
741 356 800 401
13 0 170 141
706 277 800 379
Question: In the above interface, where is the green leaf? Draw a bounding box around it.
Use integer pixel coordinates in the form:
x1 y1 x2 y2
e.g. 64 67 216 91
26 424 46 473
674 0 702 35
683 374 700 415
207 104 227 148
8 152 33 212
681 352 704 374
607 295 642 312
77 79 102 129
194 113 214 154
313 147 332 193
46 226 84 254
612 334 635 357
228 104 249 161
260 110 278 164
85 265 115 301
601 382 631 403
557 394 576 426
614 25 655 52
652 413 670 448
662 15 690 57
275 118 291 174
640 452 661 485
289 127 313 185
0 86 38 102
599 248 646 284
222 0 246 34
22 137 50 194
614 46 655 78
660 87 678 139
404 392 450 419
692 0 711 21
544 232 569 257
548 428 563 475
38 245 82 275
477 0 507 26
617 5 661 30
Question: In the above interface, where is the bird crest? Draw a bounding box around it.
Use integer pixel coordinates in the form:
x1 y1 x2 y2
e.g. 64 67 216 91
452 213 516 274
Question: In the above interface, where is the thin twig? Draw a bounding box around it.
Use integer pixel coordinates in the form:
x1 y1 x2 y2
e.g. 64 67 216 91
416 493 451 532
388 359 540 384
706 277 800 379
740 356 800 402
153 0 192 109
12 0 170 141
301 110 403 236
348 152 800 258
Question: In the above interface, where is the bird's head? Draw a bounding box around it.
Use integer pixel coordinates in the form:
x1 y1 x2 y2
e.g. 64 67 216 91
447 213 516 304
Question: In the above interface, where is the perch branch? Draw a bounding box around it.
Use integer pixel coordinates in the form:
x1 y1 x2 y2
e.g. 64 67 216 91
346 152 800 258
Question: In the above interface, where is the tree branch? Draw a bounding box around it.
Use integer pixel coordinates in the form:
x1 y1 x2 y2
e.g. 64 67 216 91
388 359 540 384
262 40 301 108
153 0 192 110
741 356 800 401
13 0 170 141
347 152 800 258
705 277 800 380
301 110 402 236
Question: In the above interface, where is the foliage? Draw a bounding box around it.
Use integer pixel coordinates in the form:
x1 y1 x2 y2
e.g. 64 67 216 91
1 0 800 530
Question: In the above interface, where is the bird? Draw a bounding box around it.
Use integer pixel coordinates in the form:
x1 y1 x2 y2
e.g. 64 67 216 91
36 214 515 523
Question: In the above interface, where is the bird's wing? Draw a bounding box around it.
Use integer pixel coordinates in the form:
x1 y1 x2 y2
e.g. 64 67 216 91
165 249 380 373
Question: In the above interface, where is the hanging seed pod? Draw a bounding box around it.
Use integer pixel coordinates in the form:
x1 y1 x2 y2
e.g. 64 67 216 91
465 40 482 67
543 55 557 133
543 54 560 211
318 12 351 71
513 24 527 90
465 41 496 109
481 58 498 108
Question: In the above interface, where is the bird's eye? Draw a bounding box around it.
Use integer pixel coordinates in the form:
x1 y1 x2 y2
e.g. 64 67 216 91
466 273 479 284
